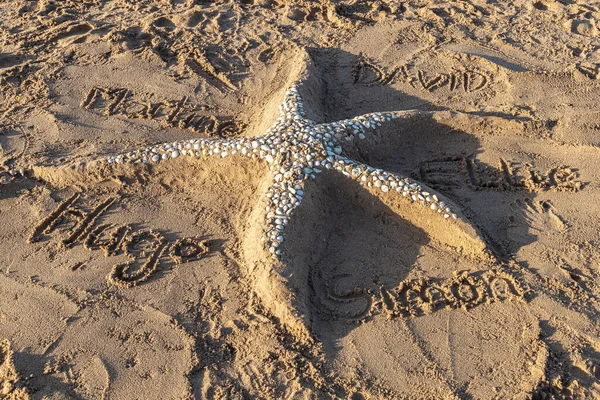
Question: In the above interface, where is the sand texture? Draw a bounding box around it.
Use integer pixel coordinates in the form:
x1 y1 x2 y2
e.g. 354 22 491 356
1 0 600 399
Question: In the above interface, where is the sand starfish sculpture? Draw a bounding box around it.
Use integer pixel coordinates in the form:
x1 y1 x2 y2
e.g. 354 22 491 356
102 81 459 259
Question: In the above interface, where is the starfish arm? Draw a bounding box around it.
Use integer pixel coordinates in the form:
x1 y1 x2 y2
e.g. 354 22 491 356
278 83 306 121
103 136 267 165
331 155 458 220
262 163 318 258
327 110 433 142
262 84 309 137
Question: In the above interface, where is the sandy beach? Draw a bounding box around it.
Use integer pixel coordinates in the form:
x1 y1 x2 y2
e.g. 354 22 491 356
1 1 600 398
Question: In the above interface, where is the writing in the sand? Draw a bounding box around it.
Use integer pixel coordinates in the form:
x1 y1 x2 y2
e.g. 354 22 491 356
316 269 526 320
81 87 245 138
418 155 583 192
381 269 526 318
28 193 211 287
353 57 490 93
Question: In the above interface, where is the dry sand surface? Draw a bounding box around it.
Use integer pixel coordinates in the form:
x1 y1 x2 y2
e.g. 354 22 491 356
1 0 600 399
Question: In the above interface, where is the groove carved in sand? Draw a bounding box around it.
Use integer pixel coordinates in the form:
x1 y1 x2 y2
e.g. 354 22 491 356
418 155 582 192
353 56 491 93
29 193 213 287
310 267 526 321
81 87 245 138
382 269 526 318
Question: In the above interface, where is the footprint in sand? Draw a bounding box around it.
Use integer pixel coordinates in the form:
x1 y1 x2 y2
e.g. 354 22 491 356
55 23 94 47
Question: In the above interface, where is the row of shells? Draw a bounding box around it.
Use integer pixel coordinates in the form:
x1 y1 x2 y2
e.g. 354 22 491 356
261 155 457 259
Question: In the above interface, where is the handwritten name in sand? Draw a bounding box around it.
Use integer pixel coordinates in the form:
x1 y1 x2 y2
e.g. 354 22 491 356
381 269 526 318
418 155 583 192
28 193 211 287
353 57 490 93
81 87 245 138
314 268 527 321
316 268 527 321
